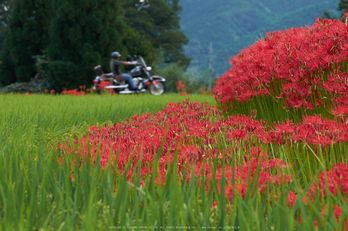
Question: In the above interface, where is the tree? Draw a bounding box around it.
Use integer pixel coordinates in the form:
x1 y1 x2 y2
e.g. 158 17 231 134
0 0 14 51
47 0 154 91
121 0 190 69
0 0 52 85
47 0 122 91
324 0 347 19
122 26 155 73
338 0 348 12
153 49 189 92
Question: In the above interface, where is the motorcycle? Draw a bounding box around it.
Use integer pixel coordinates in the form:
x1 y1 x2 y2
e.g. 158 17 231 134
92 56 166 95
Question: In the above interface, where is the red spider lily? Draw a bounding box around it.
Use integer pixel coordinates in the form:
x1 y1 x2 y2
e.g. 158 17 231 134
320 204 344 224
57 100 348 212
288 190 298 208
97 81 112 90
50 89 56 94
343 12 348 25
59 101 288 190
314 163 348 197
178 145 199 163
177 81 186 90
61 89 86 96
214 16 348 111
199 88 212 96
334 205 342 220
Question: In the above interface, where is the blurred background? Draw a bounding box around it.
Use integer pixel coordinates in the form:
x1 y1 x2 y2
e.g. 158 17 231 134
0 0 343 93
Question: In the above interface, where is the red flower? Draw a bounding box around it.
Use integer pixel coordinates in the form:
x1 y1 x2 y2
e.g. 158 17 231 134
177 81 186 90
343 12 348 22
288 190 297 207
214 18 348 111
55 99 348 210
334 205 342 219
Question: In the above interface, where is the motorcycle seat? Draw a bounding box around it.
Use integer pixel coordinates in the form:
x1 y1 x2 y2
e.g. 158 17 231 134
104 73 114 78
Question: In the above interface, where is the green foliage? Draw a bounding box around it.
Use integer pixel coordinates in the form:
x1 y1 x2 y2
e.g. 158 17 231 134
0 0 52 85
47 0 125 91
157 62 189 93
152 48 216 93
152 49 187 92
48 61 80 91
0 0 14 52
338 0 348 12
0 0 188 91
47 0 159 91
122 26 155 70
185 68 217 93
326 0 348 19
121 0 190 69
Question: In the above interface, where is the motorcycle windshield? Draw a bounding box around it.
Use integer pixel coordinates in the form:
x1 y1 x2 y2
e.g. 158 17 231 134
139 56 147 69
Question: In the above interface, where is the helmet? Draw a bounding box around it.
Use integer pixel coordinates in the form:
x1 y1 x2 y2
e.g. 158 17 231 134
111 51 121 59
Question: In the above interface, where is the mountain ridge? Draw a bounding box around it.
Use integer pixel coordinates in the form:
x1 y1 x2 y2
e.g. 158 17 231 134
179 0 341 76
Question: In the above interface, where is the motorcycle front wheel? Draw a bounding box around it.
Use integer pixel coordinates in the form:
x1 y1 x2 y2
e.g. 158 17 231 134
149 81 165 95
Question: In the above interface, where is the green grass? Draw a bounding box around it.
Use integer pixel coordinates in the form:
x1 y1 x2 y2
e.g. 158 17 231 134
222 95 336 125
0 93 218 230
0 93 215 149
0 93 346 230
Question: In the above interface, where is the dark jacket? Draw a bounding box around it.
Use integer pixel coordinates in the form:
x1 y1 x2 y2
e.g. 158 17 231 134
110 59 125 76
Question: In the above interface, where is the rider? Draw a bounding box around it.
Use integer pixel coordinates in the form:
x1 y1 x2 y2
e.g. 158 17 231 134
110 51 139 91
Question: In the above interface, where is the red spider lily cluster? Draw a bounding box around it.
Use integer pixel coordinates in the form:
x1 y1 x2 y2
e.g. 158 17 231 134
287 163 348 228
61 89 87 96
59 100 291 193
95 81 116 94
199 87 212 96
45 88 92 96
177 81 189 96
177 81 186 90
214 18 348 111
296 204 348 229
45 89 56 94
59 100 348 222
344 12 348 26
97 81 112 90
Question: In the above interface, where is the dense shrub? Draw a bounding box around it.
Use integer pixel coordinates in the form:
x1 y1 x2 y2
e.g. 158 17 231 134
0 0 52 85
155 62 189 93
